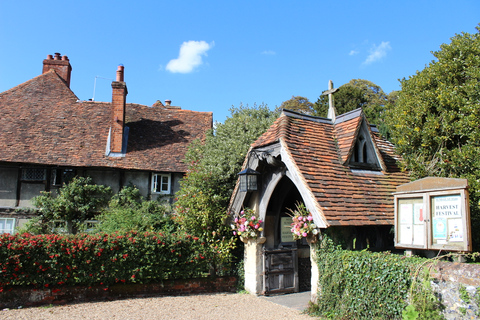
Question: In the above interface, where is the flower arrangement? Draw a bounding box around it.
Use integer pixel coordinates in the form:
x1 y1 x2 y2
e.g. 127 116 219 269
289 203 318 240
231 208 263 239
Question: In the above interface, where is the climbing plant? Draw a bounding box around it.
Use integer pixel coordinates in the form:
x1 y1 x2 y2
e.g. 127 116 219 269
309 235 444 320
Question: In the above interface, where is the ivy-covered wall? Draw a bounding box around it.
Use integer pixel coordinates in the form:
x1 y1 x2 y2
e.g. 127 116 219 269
309 236 480 320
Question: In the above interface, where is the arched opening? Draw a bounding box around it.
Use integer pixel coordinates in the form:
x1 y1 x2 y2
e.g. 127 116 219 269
263 176 311 293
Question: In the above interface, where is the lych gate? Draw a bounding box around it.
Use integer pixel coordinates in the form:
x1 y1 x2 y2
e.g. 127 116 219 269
229 81 410 301
231 141 324 298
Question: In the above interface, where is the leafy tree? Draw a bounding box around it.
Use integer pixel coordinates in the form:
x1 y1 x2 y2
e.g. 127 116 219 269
385 25 480 247
315 84 367 117
30 176 112 234
314 79 389 126
280 96 315 114
95 186 175 234
175 104 278 274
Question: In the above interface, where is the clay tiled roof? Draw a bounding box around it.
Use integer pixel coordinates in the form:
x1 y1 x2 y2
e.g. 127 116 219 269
334 109 362 164
251 109 410 226
0 70 212 173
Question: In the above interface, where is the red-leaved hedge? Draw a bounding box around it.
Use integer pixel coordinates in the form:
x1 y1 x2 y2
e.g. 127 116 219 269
0 231 210 291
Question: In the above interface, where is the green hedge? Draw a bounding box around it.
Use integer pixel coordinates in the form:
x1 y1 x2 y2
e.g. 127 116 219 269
310 237 436 320
0 231 210 290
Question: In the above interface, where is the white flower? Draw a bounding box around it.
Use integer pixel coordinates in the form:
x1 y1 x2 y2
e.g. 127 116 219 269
312 229 318 235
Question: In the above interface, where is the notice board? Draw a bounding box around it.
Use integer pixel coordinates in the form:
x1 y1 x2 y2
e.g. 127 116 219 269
394 177 471 252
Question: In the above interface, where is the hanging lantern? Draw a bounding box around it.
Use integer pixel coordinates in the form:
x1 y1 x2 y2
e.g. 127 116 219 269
238 168 260 192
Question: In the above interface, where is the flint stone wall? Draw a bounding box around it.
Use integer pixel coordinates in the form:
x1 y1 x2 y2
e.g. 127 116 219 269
431 261 480 319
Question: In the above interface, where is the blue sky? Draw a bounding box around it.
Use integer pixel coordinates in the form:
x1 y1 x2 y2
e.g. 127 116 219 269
1 1 479 122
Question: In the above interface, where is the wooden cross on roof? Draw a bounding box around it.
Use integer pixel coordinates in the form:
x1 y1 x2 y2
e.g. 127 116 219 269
322 80 339 122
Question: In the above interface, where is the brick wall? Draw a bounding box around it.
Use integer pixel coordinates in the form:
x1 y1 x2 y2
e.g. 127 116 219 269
0 277 237 309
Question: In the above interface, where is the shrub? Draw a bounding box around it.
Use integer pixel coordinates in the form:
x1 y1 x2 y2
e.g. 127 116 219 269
96 186 176 234
0 231 210 290
29 176 112 234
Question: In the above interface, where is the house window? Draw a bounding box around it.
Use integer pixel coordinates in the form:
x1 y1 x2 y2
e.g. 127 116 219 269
0 218 15 234
51 168 76 187
152 173 171 194
21 168 46 181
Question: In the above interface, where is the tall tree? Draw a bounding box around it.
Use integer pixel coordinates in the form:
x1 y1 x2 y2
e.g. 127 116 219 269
280 96 315 115
314 79 388 126
314 85 367 117
385 25 480 247
174 104 279 273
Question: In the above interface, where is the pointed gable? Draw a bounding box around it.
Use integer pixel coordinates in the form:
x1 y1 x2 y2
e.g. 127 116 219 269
334 108 386 171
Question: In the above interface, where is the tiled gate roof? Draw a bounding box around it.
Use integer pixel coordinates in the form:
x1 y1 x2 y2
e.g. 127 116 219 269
251 109 410 226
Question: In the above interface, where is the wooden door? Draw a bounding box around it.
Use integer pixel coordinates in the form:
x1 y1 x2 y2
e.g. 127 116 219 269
263 248 299 295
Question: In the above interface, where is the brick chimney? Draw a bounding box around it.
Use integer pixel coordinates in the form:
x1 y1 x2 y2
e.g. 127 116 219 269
42 53 72 87
110 65 128 153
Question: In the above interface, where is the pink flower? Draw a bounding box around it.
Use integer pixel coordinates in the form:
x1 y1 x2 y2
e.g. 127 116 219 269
234 218 238 223
254 225 259 229
233 231 237 235
298 216 303 221
240 210 244 215
302 232 308 237
251 216 256 221
307 216 313 221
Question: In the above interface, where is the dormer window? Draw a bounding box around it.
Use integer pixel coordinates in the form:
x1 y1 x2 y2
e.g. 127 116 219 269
349 121 382 171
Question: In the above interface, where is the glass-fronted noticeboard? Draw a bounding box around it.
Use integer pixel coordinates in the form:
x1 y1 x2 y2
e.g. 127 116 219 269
394 178 471 252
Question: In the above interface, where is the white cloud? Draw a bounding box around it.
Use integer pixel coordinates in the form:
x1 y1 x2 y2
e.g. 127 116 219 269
349 49 359 56
363 41 391 65
261 50 276 55
166 41 214 73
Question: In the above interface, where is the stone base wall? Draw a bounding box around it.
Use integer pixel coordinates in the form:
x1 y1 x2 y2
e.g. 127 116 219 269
0 277 237 309
431 262 480 319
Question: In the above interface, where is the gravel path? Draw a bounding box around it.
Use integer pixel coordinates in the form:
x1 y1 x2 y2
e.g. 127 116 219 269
0 293 317 319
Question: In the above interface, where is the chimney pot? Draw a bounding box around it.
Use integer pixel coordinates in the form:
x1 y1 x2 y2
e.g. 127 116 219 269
165 100 171 106
116 64 124 82
54 53 61 60
62 55 69 61
47 54 53 60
